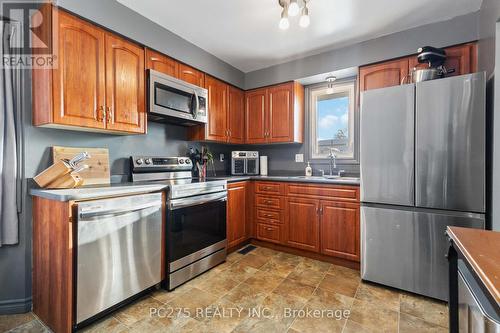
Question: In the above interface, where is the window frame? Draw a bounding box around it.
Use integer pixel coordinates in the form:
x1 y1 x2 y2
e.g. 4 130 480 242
306 78 359 165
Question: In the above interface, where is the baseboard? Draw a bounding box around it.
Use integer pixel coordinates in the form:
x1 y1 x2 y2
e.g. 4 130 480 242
0 297 32 314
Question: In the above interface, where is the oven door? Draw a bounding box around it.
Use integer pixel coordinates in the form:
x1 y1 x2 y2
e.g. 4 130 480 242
166 192 227 272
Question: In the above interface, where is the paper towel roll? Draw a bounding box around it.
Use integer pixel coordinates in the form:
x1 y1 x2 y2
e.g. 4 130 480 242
260 156 268 176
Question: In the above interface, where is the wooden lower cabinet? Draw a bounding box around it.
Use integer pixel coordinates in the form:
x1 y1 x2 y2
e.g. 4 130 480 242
227 182 248 248
256 223 282 244
252 182 360 264
320 201 360 262
284 197 320 252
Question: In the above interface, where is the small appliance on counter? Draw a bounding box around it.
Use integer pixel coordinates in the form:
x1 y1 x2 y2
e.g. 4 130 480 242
131 156 227 290
231 151 259 175
260 156 268 176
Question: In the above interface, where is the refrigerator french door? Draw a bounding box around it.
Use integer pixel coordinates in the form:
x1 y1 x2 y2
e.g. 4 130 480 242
360 73 486 301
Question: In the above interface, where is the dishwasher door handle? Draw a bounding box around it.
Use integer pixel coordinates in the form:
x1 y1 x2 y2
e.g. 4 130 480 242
79 201 162 219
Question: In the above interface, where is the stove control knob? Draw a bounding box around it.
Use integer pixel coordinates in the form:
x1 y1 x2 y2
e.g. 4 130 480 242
186 159 191 164
136 158 143 165
145 158 152 165
179 159 185 164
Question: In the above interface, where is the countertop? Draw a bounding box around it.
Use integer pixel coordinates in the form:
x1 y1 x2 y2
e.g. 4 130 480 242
447 226 500 304
30 182 169 201
30 175 360 201
208 175 361 185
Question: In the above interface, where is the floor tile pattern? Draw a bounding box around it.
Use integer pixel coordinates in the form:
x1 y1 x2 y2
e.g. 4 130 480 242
1 246 448 333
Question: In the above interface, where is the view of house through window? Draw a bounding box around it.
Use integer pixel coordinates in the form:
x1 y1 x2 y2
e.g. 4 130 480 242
309 81 356 160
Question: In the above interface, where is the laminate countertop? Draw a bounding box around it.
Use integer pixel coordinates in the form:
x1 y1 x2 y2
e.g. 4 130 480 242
30 175 360 201
208 175 361 185
447 226 500 304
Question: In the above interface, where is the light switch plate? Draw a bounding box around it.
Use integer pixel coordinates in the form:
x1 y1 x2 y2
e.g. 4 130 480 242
295 154 304 162
219 153 224 162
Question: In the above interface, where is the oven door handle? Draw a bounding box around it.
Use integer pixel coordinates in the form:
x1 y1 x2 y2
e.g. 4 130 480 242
169 191 227 210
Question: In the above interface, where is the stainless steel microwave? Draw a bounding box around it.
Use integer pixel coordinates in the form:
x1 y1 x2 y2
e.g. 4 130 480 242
148 69 208 126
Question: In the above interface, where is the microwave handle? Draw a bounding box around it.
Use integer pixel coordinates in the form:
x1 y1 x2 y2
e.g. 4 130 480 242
192 89 200 119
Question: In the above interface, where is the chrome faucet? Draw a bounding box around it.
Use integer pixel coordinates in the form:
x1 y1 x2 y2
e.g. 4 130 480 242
328 147 341 176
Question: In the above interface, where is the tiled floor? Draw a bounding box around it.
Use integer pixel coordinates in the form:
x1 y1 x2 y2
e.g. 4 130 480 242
1 245 449 333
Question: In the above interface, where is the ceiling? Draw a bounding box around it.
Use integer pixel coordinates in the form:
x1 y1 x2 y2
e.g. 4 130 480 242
117 0 482 73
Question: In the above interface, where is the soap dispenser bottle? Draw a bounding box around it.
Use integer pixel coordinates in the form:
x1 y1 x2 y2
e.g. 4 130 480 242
305 162 312 177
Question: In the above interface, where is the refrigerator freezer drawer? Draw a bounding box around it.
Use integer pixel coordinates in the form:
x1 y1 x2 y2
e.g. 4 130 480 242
361 204 484 301
360 84 415 206
415 72 486 213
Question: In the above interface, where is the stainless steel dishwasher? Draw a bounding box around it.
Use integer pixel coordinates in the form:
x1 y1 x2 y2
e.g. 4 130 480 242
75 193 163 325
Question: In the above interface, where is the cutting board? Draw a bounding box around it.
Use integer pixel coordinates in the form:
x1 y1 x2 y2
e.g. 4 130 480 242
52 146 110 185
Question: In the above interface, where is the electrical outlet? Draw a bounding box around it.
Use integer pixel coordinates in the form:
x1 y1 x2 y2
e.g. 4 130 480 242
219 153 224 162
295 154 304 162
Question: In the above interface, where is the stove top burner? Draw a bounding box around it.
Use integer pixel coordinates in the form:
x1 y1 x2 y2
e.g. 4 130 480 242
130 156 227 199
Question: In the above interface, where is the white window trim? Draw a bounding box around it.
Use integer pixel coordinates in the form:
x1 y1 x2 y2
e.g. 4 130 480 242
309 81 356 160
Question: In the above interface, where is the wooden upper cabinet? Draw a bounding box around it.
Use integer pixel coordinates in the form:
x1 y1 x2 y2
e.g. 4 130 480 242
320 201 360 262
245 88 268 144
228 86 245 144
204 75 228 141
245 82 304 144
178 63 205 87
408 43 477 77
145 48 178 77
284 197 320 252
35 9 107 130
227 182 247 248
32 6 145 134
359 58 409 92
105 34 145 134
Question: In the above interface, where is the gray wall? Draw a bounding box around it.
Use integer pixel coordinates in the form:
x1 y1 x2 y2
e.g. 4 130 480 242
478 0 500 231
245 12 479 89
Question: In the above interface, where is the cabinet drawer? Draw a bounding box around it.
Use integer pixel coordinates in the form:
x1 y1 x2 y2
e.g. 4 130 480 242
256 223 281 244
256 208 282 224
255 182 284 195
286 183 359 202
255 195 283 210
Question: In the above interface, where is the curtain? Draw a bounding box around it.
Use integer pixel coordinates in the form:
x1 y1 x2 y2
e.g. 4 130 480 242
0 20 20 246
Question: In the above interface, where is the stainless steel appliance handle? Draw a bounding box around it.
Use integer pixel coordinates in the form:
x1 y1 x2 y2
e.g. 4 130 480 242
191 89 199 119
79 201 162 219
169 192 227 210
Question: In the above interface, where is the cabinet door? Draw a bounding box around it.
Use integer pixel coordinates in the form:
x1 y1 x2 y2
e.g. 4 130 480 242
245 89 268 143
268 83 294 142
284 198 320 252
359 58 409 91
53 11 106 129
320 201 360 261
227 182 247 248
105 34 145 133
178 63 205 87
205 75 228 141
228 86 245 144
145 48 178 77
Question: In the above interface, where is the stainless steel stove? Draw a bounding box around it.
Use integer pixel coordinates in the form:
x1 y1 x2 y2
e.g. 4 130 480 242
131 156 227 290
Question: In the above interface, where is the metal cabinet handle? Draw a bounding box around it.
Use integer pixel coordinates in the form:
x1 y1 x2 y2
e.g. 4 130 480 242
265 227 273 231
97 106 104 121
106 106 112 123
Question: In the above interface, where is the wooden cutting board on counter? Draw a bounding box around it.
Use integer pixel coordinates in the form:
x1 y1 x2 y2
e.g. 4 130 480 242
52 146 110 185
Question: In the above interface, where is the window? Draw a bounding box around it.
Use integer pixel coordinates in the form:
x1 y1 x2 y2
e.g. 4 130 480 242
309 80 357 161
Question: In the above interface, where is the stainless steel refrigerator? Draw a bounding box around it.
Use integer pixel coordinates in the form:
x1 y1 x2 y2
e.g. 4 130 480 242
360 72 486 301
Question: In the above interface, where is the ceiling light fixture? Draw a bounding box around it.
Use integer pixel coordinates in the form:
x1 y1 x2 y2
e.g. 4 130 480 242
299 1 310 28
278 0 310 30
288 0 300 16
326 75 337 94
279 5 290 30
